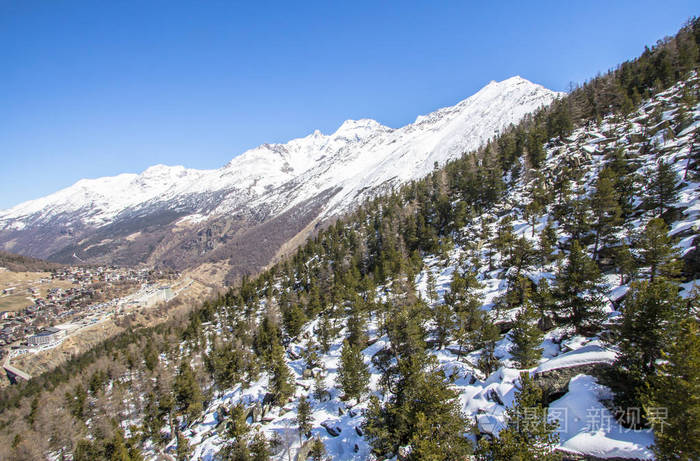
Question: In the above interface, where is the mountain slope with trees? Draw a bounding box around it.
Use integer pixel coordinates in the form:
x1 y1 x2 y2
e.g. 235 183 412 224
0 17 699 461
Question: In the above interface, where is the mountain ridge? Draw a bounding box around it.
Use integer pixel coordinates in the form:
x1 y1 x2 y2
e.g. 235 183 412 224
0 76 560 280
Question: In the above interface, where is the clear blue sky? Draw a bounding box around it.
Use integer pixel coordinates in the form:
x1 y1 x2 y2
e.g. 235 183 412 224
1 1 697 209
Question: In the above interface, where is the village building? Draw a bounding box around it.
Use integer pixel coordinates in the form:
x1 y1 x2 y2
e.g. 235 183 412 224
27 326 65 346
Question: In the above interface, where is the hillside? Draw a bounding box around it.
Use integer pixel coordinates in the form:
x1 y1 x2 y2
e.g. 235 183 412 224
0 250 62 273
0 77 558 282
172 61 700 461
0 18 699 461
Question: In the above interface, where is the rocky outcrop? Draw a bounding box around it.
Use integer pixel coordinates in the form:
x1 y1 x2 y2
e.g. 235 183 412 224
534 363 613 405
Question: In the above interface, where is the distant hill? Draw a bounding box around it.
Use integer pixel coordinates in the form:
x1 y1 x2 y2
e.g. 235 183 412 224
0 250 63 272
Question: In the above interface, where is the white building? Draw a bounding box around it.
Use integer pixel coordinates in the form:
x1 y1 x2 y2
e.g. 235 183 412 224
28 327 65 346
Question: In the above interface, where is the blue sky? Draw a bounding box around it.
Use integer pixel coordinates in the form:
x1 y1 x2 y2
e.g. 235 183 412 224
1 1 697 209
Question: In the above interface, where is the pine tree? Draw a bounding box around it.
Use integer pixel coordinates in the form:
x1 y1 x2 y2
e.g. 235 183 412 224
175 429 191 461
337 340 370 404
269 344 294 406
249 432 271 461
558 194 591 243
635 218 682 282
426 271 437 304
509 302 544 368
469 308 500 353
603 147 636 218
524 199 543 238
309 437 326 461
684 131 700 180
282 303 307 339
364 356 472 460
433 302 453 349
537 221 558 267
590 167 623 260
143 391 165 444
642 318 700 461
313 373 328 402
445 271 483 358
227 403 250 442
646 160 680 218
296 395 312 443
476 372 560 460
317 313 334 353
477 339 501 377
613 243 637 285
606 279 686 417
302 338 321 371
532 278 556 330
174 360 203 426
104 430 131 461
555 240 606 334
507 236 535 277
347 299 368 348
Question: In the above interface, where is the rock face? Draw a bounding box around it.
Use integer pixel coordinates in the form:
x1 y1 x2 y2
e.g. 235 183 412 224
0 77 559 282
534 363 613 405
321 420 342 437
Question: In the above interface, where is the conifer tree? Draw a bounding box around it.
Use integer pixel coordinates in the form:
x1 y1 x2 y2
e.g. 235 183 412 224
562 193 592 243
143 391 165 445
309 437 326 461
642 318 700 461
604 148 636 218
684 131 699 180
476 372 560 461
347 298 368 348
433 302 453 350
509 302 544 368
227 403 250 442
105 430 132 461
477 339 501 377
590 167 623 260
537 221 558 266
313 373 328 402
317 313 334 353
269 343 294 406
174 360 203 426
426 271 437 304
646 160 680 218
532 278 556 330
614 243 637 285
469 308 500 353
249 432 271 461
176 429 191 461
364 356 472 460
337 340 370 405
606 279 686 416
508 236 535 277
302 338 321 371
555 240 606 333
635 218 682 281
296 395 312 443
524 199 543 238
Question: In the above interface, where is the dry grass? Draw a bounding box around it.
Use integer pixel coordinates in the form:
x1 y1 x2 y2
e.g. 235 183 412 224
0 294 33 312
0 270 76 312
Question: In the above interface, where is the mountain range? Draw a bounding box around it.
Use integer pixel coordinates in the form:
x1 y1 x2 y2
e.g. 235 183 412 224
0 76 559 282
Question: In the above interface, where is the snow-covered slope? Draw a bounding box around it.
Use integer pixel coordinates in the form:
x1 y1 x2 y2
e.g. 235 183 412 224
170 73 700 461
0 77 559 271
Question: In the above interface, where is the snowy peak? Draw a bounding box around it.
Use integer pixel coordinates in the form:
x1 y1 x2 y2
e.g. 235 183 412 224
331 118 389 140
0 76 560 265
414 76 552 126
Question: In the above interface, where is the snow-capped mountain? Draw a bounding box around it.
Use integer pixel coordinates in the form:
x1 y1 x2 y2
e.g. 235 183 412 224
0 76 559 280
